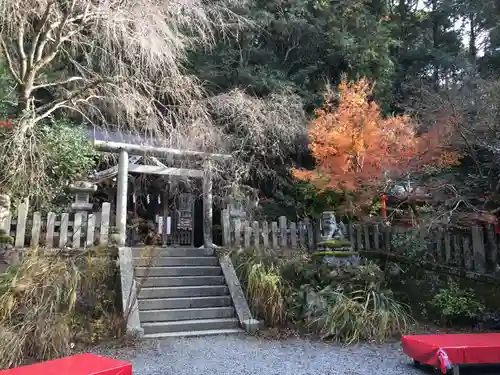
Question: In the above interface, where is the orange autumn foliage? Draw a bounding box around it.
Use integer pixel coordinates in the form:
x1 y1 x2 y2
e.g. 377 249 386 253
293 78 460 193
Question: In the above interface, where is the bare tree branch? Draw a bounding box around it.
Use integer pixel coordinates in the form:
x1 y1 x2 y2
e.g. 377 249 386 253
28 0 55 70
32 76 84 90
17 23 28 80
0 38 22 85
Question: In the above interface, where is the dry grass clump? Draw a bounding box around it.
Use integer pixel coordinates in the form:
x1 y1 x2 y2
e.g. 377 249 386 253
234 249 297 326
0 248 119 369
245 261 287 325
315 286 413 344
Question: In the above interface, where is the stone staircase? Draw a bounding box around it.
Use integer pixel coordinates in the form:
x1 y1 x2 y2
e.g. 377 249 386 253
133 247 243 338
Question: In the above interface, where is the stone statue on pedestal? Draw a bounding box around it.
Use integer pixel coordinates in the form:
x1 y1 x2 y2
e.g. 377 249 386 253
316 210 359 268
320 211 343 240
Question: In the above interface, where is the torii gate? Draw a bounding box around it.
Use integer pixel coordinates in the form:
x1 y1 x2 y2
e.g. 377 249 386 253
91 135 231 249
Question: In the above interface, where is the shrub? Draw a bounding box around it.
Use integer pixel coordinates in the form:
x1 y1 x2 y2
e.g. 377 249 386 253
429 281 485 325
0 248 120 369
391 229 427 258
232 248 413 342
290 263 413 343
0 229 13 245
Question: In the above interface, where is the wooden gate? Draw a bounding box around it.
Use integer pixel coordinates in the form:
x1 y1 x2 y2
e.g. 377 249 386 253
162 193 194 246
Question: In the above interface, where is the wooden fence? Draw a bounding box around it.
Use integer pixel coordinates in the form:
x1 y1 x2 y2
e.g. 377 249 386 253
344 222 499 275
221 209 315 249
221 210 500 275
4 198 499 275
1 200 113 249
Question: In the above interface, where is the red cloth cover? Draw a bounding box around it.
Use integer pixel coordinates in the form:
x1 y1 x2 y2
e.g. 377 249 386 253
402 333 500 373
0 353 132 375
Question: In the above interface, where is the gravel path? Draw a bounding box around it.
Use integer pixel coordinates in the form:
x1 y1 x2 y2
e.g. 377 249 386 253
93 333 423 375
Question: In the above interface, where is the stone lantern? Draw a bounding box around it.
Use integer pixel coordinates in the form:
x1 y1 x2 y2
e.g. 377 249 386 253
68 181 97 212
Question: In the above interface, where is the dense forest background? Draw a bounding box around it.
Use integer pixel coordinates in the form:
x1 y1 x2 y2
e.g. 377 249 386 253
1 0 500 226
190 0 500 223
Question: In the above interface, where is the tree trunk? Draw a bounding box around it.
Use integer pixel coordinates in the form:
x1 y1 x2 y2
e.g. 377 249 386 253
431 0 440 92
469 13 477 64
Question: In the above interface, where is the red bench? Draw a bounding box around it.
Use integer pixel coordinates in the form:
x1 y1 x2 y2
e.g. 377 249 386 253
0 353 132 375
402 333 500 375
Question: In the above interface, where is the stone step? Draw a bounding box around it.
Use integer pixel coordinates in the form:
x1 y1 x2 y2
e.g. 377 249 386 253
139 295 232 310
138 285 229 299
135 266 222 277
142 328 243 339
139 276 226 287
134 256 219 267
142 318 240 335
132 247 211 258
140 306 235 322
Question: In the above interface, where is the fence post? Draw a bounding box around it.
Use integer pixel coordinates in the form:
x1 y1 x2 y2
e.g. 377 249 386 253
99 202 111 246
86 213 96 247
73 212 84 248
486 224 498 272
279 216 287 247
15 198 29 248
59 212 69 248
46 212 56 248
452 235 461 266
271 221 278 249
363 224 370 250
356 224 363 250
290 222 297 248
244 223 251 248
373 224 380 250
349 225 355 249
305 218 314 250
471 226 486 273
444 232 452 263
298 221 305 248
384 225 391 251
262 221 269 248
252 221 260 249
462 235 473 270
222 209 230 247
234 218 241 247
31 211 41 247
